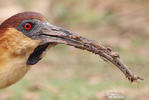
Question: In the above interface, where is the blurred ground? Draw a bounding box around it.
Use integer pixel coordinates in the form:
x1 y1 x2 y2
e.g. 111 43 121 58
0 0 149 100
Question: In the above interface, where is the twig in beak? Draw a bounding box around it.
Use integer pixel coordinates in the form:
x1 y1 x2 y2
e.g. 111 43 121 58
65 31 143 82
42 27 144 82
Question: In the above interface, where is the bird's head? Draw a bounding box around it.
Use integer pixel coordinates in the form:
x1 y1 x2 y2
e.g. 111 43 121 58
0 12 98 65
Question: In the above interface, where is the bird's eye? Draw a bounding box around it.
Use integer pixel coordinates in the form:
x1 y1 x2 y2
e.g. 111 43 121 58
24 23 32 30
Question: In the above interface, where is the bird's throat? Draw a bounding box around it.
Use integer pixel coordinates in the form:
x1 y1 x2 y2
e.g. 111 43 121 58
27 42 57 65
27 43 49 65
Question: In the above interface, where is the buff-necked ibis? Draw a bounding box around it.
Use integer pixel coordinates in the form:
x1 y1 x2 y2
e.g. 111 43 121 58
0 12 142 89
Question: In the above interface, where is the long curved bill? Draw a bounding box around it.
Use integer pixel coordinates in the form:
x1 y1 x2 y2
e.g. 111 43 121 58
40 22 143 82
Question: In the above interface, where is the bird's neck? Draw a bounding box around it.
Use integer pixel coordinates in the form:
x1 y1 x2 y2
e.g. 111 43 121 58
0 28 40 89
0 28 41 55
0 28 41 68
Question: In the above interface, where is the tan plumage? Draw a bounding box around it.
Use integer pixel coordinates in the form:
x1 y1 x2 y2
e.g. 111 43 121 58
0 28 40 88
0 12 54 88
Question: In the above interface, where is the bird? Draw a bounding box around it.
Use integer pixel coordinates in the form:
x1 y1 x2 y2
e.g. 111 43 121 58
0 12 142 89
0 12 58 89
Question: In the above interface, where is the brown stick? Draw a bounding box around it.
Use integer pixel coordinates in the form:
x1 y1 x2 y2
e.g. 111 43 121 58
46 28 144 82
65 32 144 82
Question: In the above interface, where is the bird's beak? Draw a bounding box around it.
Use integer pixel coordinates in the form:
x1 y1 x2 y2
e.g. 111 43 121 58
39 22 143 82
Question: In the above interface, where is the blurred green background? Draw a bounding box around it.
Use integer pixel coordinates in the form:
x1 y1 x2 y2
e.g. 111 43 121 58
0 0 149 100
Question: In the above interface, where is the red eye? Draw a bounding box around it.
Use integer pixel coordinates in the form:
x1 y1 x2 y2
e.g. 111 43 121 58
24 23 32 30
